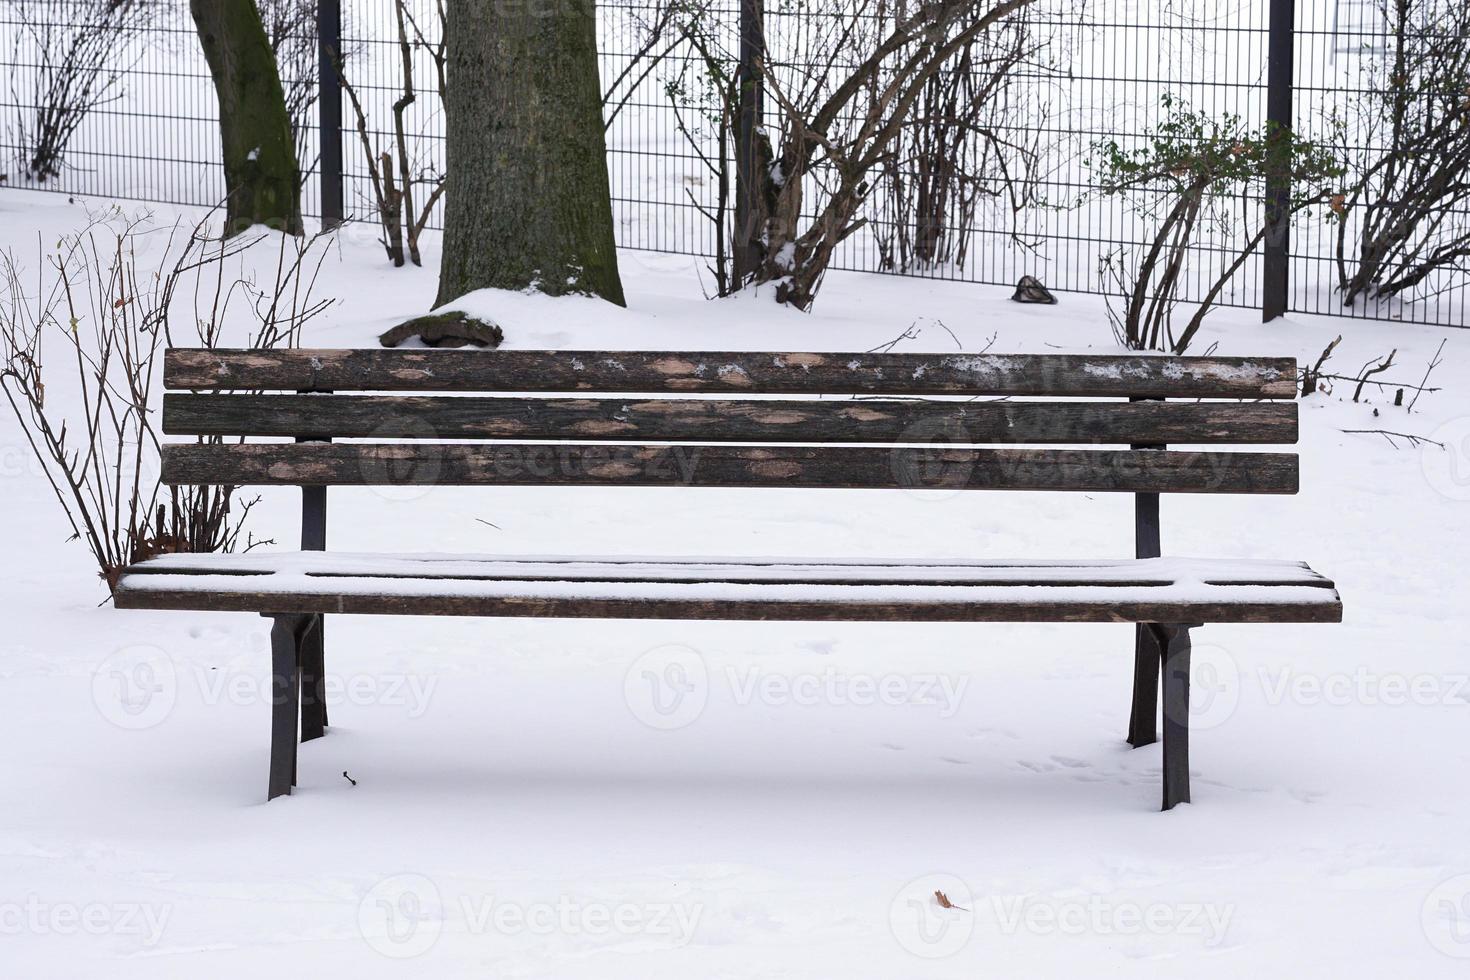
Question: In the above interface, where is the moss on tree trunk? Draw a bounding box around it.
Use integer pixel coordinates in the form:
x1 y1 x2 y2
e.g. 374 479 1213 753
434 0 625 307
191 0 302 237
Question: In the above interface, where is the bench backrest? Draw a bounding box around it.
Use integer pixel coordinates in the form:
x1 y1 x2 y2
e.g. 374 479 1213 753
160 349 1299 495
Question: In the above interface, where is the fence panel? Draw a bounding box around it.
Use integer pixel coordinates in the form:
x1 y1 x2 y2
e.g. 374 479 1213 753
0 0 1464 328
1293 1 1470 327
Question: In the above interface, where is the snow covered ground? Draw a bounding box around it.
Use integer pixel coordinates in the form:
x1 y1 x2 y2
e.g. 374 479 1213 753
2 188 1469 976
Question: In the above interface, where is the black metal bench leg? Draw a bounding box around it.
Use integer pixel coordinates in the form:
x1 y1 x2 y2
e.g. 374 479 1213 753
300 614 327 742
1127 624 1162 747
266 614 308 801
1157 624 1198 811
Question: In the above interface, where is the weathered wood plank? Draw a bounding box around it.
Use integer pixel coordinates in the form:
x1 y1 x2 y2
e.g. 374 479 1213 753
112 586 1344 624
160 443 1300 493
164 349 1300 399
163 394 1299 445
114 555 1344 621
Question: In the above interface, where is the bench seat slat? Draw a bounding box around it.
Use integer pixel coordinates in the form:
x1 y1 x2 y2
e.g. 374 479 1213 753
160 443 1299 493
112 554 1343 624
164 349 1300 399
122 552 1336 585
162 394 1300 445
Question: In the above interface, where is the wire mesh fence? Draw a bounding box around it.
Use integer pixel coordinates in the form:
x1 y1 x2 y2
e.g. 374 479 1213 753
1292 1 1469 326
0 0 1465 327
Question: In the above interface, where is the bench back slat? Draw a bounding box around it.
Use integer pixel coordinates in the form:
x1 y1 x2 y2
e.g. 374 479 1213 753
160 443 1300 494
164 349 1299 399
162 394 1299 445
161 348 1303 495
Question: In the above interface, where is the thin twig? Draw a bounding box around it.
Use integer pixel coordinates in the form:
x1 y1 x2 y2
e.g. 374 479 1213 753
1340 428 1446 449
1406 338 1447 413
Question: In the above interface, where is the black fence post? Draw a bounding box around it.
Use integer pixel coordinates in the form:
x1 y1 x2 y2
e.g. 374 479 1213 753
317 0 344 229
733 0 766 281
1263 0 1295 322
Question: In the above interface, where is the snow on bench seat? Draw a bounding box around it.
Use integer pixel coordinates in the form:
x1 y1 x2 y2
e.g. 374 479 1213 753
113 552 1342 623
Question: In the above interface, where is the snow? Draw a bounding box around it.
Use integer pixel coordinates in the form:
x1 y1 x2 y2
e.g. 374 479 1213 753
3 188 1470 977
114 553 1339 617
128 551 1330 583
773 242 797 272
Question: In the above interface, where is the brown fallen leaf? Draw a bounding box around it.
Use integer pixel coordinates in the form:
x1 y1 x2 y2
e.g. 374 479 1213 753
935 890 969 912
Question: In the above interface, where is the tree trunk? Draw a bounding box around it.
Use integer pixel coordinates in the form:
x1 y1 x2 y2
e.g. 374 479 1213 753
435 0 625 307
191 0 302 237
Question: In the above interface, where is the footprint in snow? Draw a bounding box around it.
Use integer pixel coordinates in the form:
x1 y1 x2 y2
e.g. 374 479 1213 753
1016 759 1058 774
966 726 1020 742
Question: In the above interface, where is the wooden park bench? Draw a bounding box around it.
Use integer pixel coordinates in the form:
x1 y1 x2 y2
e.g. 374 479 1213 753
113 348 1342 809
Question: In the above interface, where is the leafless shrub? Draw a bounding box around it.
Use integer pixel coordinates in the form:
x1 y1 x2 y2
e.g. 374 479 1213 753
338 0 445 267
603 0 696 129
645 1 1047 308
8 0 163 182
657 3 739 295
1333 0 1470 308
741 0 1043 309
167 208 337 351
1301 334 1342 395
0 207 333 594
1300 333 1443 406
871 3 1046 273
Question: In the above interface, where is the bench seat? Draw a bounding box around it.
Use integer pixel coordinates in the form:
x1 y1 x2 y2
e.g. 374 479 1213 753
114 552 1342 624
